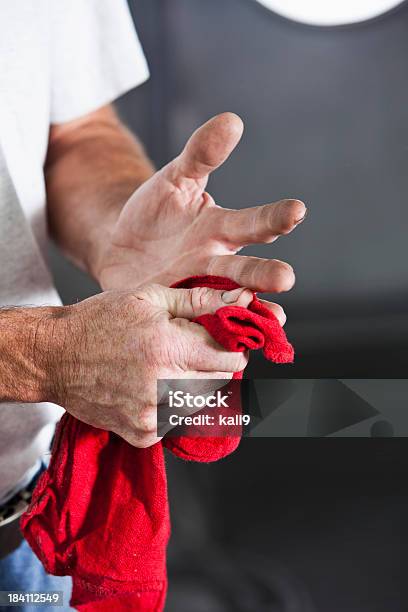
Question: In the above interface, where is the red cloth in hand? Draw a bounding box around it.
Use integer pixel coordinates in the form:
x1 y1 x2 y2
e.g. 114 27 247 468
163 276 294 461
21 276 294 611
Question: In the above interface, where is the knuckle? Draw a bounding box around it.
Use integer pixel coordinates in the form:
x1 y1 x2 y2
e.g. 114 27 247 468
137 406 157 435
118 291 139 310
190 287 214 313
117 290 151 318
258 204 269 224
133 283 160 302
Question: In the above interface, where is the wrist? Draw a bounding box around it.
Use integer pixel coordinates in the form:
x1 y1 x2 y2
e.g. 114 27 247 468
27 306 73 405
33 305 78 406
0 306 70 404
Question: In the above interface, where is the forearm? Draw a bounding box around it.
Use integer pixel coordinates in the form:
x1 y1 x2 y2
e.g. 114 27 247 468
45 106 155 281
0 306 64 404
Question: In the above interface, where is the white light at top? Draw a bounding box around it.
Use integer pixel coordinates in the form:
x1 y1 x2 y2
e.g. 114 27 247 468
254 0 405 26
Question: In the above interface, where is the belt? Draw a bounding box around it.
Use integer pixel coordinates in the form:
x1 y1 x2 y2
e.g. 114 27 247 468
0 465 45 560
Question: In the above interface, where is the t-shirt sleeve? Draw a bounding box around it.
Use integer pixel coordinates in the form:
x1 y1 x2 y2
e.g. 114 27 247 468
49 0 149 124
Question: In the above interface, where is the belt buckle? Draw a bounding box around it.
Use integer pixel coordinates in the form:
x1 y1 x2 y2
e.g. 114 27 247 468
0 490 31 528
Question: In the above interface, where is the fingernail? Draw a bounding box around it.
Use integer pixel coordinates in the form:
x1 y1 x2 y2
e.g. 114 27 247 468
222 288 245 304
295 207 308 225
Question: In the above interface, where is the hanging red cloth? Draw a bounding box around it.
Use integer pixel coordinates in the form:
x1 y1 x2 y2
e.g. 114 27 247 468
21 276 294 611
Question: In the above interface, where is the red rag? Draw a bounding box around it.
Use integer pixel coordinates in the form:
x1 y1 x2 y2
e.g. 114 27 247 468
163 276 294 461
21 276 294 611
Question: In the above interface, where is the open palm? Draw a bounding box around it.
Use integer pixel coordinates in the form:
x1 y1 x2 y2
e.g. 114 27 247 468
98 113 306 298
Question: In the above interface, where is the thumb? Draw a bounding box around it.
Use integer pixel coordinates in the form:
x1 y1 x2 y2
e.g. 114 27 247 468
142 284 253 320
176 112 244 180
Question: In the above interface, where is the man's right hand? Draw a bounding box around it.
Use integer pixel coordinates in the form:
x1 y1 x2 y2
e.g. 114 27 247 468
35 284 264 448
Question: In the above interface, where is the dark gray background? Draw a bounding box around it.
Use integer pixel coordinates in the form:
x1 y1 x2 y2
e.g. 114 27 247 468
48 1 408 610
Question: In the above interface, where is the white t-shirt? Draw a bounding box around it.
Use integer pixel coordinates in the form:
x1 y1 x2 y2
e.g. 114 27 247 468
0 0 149 504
